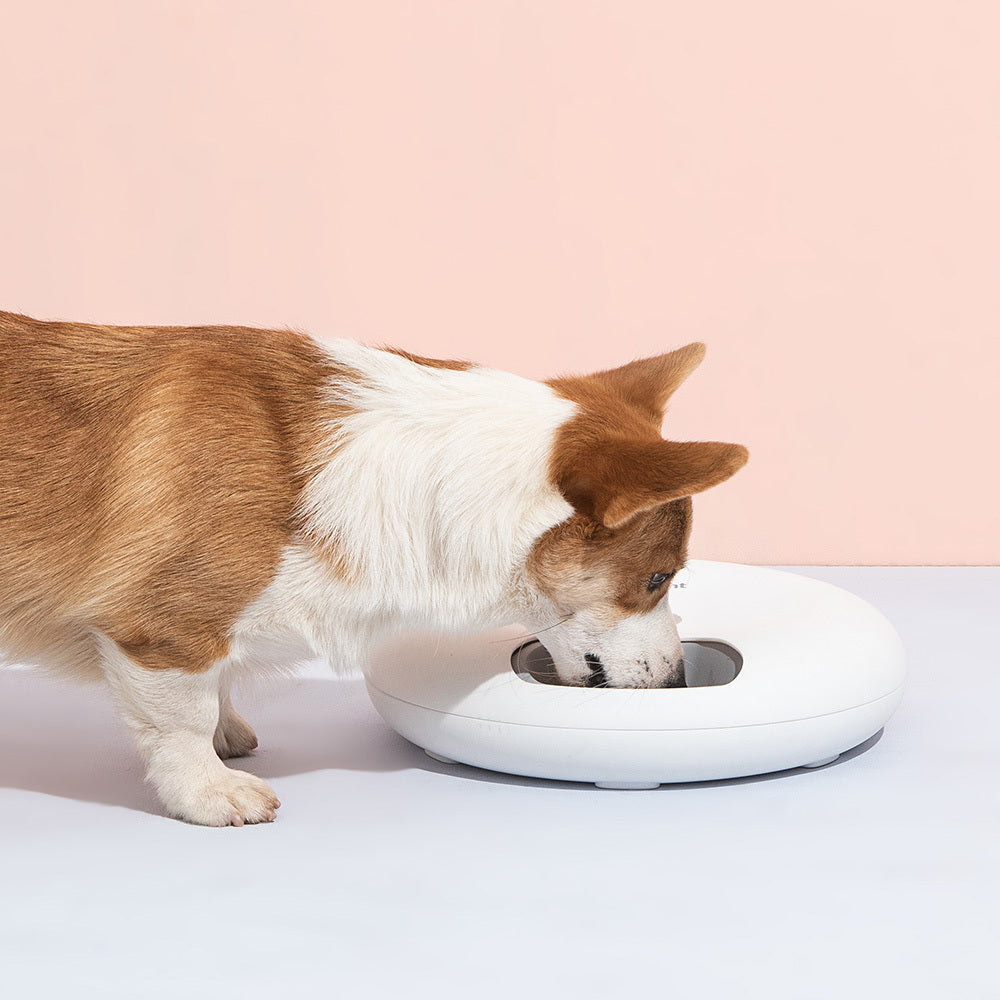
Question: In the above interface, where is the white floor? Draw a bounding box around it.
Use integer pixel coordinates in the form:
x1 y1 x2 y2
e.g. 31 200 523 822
1 567 997 999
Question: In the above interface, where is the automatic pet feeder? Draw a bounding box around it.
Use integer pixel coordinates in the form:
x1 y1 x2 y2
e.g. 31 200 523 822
365 561 905 787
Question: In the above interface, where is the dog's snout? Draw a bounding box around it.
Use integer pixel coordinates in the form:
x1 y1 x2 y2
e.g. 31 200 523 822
584 652 606 688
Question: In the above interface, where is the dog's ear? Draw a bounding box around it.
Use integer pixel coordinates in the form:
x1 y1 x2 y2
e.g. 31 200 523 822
561 438 748 529
589 343 706 424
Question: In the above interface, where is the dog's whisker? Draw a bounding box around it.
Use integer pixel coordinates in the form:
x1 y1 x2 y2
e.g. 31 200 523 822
534 614 573 635
490 615 573 645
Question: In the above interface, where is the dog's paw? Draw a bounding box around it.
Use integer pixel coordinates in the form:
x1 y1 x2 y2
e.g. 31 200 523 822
213 708 259 759
168 769 281 827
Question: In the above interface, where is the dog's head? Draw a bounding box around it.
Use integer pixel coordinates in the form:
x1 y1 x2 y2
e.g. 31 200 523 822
521 343 747 688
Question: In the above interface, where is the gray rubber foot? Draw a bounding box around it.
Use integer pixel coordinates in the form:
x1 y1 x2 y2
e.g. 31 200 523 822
803 754 840 769
595 781 661 790
424 749 459 765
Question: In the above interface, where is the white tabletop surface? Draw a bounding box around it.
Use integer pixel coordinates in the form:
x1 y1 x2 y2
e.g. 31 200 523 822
2 567 997 999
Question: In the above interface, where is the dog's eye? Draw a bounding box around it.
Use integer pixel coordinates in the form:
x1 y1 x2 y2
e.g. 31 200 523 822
647 572 672 593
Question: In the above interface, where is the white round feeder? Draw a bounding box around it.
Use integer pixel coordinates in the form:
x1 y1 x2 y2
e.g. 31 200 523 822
365 561 905 787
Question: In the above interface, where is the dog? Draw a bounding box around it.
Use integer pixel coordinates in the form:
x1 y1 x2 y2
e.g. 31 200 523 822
0 310 747 825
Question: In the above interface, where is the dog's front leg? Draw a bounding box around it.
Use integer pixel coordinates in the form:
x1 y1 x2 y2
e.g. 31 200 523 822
97 636 279 826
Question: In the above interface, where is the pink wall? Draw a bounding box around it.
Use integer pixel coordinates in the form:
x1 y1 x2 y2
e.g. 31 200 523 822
1 3 996 564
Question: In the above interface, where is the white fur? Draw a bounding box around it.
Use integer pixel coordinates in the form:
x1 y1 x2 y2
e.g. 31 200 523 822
230 343 577 676
97 634 278 825
538 598 686 688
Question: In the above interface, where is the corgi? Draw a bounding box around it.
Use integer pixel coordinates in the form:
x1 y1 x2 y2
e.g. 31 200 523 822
0 310 747 825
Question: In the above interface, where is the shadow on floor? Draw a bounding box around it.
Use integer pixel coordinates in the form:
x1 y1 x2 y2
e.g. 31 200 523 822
1 667 888 816
0 669 411 816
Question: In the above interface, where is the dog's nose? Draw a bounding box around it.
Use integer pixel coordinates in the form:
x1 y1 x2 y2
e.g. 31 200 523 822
584 652 606 687
660 657 687 688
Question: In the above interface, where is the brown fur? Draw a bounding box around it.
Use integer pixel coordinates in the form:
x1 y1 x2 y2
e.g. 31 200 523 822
530 345 746 620
547 344 748 529
384 348 472 371
527 498 692 619
0 311 348 675
582 342 707 425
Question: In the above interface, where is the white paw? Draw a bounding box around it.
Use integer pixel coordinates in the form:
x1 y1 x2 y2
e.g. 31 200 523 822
167 768 281 827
